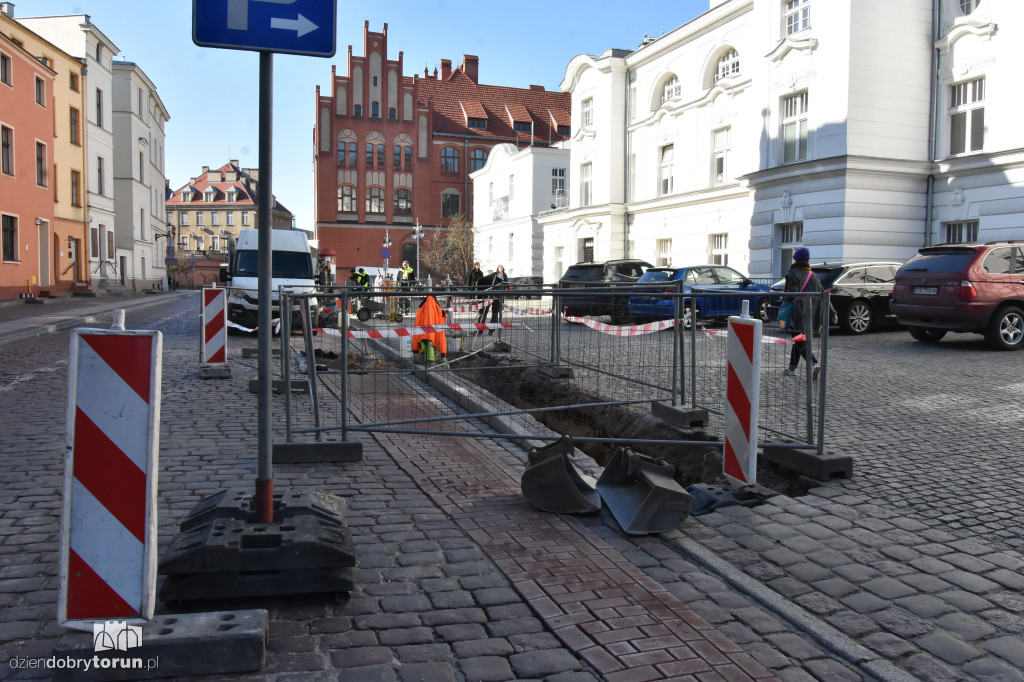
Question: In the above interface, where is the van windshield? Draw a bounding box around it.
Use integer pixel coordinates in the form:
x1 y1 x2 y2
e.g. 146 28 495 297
235 250 313 279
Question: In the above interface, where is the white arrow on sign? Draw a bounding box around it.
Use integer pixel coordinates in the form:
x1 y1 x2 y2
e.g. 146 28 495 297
270 14 318 38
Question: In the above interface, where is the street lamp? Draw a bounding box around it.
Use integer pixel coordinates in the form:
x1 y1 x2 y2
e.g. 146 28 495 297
382 230 392 274
412 220 423 284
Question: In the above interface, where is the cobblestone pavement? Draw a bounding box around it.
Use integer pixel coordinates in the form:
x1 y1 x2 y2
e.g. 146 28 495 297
0 294 1022 681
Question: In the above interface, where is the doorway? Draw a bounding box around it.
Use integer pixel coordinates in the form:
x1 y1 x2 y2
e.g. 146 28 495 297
37 221 50 287
119 255 127 285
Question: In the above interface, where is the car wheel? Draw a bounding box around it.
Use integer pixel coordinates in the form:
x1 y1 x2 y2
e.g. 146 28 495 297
611 298 630 325
681 306 694 330
909 326 946 343
985 305 1024 350
757 299 770 323
356 307 371 322
841 300 873 335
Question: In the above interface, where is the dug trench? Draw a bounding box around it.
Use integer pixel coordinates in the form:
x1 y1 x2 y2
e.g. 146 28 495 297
460 353 811 497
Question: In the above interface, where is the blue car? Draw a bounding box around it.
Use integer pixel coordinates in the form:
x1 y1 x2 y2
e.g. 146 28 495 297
626 265 772 325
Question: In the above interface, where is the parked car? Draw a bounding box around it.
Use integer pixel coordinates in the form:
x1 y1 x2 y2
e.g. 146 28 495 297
509 276 543 299
626 265 772 326
768 262 903 335
557 259 652 323
891 242 1024 350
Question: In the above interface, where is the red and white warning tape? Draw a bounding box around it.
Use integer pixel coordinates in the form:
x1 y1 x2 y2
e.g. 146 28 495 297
313 322 529 339
699 326 793 345
563 316 675 335
505 306 553 316
226 318 282 334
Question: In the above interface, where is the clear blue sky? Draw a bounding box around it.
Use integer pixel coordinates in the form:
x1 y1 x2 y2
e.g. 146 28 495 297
24 0 709 233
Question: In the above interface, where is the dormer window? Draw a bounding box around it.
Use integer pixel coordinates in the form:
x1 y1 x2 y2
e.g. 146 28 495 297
558 125 570 136
661 77 680 104
468 117 487 129
204 189 216 202
714 50 740 83
181 188 194 202
513 121 532 133
226 187 239 202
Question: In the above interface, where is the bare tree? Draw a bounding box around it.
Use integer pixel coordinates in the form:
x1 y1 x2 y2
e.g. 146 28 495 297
420 214 475 282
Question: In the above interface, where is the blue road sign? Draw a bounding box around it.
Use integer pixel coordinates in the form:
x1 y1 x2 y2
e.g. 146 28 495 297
193 0 336 57
381 248 391 258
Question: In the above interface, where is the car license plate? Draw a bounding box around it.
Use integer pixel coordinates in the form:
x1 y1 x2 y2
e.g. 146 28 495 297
913 286 938 295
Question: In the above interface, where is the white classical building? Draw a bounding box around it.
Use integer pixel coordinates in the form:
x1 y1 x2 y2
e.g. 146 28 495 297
473 0 1024 282
113 61 170 291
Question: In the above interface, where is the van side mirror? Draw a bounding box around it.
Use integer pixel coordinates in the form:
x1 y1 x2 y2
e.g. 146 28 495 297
219 265 229 283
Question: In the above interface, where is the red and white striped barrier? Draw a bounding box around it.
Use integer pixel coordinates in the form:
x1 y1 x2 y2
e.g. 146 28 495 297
563 315 676 336
313 321 528 339
60 329 162 624
446 299 492 313
722 315 761 486
201 287 227 365
505 306 553 316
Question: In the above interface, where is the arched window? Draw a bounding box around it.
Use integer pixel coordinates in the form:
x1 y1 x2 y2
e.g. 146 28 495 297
714 50 740 83
404 146 413 170
470 149 488 172
959 0 980 14
366 187 385 214
441 147 459 174
661 77 680 104
394 188 412 215
337 185 356 212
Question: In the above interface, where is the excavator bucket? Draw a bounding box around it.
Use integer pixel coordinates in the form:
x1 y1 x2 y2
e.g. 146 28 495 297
520 434 601 514
596 447 692 535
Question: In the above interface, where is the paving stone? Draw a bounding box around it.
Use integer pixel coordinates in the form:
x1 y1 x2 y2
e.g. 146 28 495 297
453 638 515 658
861 631 919 659
914 631 982 665
894 594 958 619
395 643 452 663
459 656 516 681
509 649 583 678
397 662 458 682
933 612 998 640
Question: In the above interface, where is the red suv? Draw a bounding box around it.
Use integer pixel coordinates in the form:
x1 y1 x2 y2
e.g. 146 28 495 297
891 242 1024 350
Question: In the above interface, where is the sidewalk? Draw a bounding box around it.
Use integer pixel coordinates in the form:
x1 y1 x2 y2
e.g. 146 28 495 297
1 295 1022 681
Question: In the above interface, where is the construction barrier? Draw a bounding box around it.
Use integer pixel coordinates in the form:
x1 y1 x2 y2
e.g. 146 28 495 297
60 329 162 624
722 312 762 486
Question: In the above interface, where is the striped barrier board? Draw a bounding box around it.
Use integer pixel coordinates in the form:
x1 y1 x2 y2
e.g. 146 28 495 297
722 314 762 486
201 287 227 365
59 329 162 625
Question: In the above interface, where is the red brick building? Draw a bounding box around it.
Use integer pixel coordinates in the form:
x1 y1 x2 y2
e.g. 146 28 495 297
313 22 571 278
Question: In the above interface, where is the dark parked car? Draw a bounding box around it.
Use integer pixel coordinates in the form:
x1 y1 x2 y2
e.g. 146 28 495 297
627 265 772 326
768 261 903 334
557 259 652 323
509 276 543 299
891 242 1024 350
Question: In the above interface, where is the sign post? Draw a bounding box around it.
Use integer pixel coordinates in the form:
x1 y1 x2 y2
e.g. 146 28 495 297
192 0 336 522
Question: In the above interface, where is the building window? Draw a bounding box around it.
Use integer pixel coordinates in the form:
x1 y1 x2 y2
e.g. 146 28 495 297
226 188 238 202
714 50 740 83
513 121 532 133
226 212 234 226
91 226 99 257
366 143 374 168
0 52 11 86
657 238 672 267
35 77 45 106
96 88 103 128
348 142 357 167
661 77 680 104
1 126 11 176
194 235 204 251
552 168 566 202
468 117 487 129
1 215 17 261
71 170 81 206
441 147 459 174
242 212 249 226
371 101 379 117
178 235 189 248
782 91 809 163
404 146 412 170
70 71 79 91
107 231 115 259
196 212 204 226
557 125 570 136
377 144 385 168
470 149 488 172
441 190 461 218
366 187 384 214
211 212 219 226
338 140 346 166
659 145 674 196
179 212 188 226
338 185 356 212
581 98 593 127
36 142 47 187
97 156 105 195
211 236 219 251
710 233 728 265
713 127 731 185
944 220 979 244
353 104 362 116
70 107 80 145
388 107 397 119
580 163 592 207
960 0 980 15
786 0 810 35
393 145 401 169
394 188 412 215
949 77 984 156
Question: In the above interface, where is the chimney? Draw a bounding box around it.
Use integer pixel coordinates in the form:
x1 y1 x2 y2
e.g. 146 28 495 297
202 166 210 174
0 3 14 18
461 55 479 84
529 85 545 91
440 59 451 80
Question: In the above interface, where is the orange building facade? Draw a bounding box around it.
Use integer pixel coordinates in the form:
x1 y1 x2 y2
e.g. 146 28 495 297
313 22 571 279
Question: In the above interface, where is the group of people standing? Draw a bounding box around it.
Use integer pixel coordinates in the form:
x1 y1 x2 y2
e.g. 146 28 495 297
468 262 509 333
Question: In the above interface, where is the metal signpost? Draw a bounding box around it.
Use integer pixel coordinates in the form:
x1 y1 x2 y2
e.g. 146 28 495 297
193 0 336 522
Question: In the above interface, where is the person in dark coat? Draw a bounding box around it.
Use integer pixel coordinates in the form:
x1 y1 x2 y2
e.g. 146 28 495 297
467 262 484 297
475 265 509 334
783 247 837 379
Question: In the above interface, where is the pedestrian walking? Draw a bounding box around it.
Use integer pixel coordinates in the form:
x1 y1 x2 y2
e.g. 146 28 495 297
475 265 509 335
782 247 837 379
467 262 484 297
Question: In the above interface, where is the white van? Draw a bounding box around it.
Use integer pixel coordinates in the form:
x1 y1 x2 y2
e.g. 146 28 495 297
224 229 320 330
